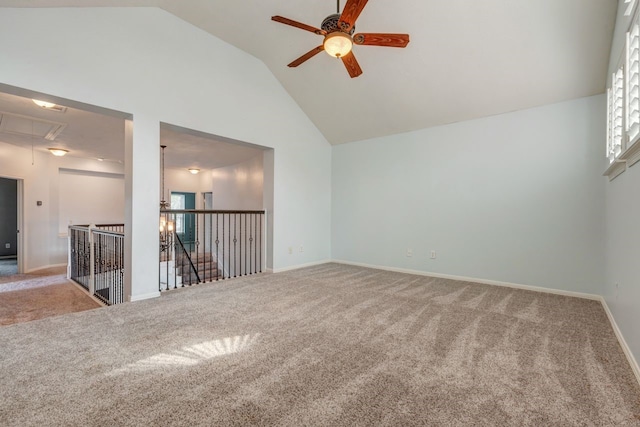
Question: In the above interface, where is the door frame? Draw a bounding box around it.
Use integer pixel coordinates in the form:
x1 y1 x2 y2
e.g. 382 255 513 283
17 179 23 274
0 176 24 274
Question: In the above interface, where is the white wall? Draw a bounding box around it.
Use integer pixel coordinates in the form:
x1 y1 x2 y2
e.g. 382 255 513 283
0 140 125 271
332 95 605 294
58 169 124 233
604 0 640 369
210 154 264 210
0 7 332 291
163 153 264 210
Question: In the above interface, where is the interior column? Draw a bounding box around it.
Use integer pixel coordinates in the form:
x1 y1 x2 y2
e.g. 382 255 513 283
124 116 160 301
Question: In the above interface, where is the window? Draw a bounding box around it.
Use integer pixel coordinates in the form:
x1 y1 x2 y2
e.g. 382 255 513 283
171 193 185 233
605 0 640 178
607 67 624 164
626 0 637 17
627 19 640 142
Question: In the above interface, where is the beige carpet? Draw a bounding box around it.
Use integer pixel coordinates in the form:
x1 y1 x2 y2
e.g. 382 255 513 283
0 263 639 426
0 266 102 326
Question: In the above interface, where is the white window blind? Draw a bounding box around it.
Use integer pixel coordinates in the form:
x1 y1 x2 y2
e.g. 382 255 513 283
626 0 637 16
608 68 624 163
607 87 612 160
171 193 186 233
627 21 640 142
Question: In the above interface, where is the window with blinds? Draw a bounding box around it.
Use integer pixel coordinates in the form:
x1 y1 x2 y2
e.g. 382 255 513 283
627 20 640 142
604 1 640 177
608 68 624 164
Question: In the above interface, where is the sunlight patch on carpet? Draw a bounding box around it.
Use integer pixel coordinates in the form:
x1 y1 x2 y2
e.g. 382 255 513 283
109 334 260 375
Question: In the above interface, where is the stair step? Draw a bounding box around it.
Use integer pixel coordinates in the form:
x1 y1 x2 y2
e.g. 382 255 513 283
180 270 219 278
175 257 215 266
182 271 223 282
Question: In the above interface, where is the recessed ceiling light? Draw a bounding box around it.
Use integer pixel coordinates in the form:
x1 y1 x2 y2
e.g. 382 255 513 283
48 148 69 157
188 168 200 175
33 99 57 109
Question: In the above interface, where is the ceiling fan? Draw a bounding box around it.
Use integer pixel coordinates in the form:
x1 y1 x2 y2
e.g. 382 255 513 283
271 0 410 78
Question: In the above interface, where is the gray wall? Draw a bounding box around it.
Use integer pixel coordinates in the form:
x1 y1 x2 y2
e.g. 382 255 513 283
0 177 17 257
332 95 605 295
604 0 640 372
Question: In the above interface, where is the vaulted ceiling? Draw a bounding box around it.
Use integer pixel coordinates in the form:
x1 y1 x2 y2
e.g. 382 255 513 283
0 0 618 144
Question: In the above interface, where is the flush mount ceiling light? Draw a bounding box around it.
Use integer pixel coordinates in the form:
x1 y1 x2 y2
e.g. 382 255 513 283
32 99 68 113
48 148 69 157
188 168 200 175
33 99 57 109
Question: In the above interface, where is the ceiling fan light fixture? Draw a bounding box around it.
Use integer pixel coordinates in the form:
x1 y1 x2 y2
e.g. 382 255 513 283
323 32 353 58
33 99 57 109
48 148 69 157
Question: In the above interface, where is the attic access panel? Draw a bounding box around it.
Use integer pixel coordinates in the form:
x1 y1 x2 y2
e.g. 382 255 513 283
0 111 67 141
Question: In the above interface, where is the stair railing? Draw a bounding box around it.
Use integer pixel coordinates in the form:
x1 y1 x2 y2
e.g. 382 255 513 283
174 232 201 286
68 224 124 305
159 209 266 291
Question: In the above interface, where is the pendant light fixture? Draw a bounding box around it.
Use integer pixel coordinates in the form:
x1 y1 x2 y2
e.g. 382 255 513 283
160 145 169 210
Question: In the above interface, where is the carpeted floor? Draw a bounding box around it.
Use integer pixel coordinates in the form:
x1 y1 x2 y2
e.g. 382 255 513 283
0 265 66 286
0 266 102 326
0 263 639 426
0 258 18 276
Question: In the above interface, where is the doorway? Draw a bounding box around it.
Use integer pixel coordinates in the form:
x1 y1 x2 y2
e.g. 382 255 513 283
0 177 19 277
171 191 196 252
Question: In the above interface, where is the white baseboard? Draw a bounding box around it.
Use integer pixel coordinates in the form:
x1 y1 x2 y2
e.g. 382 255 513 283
25 263 67 274
130 291 161 302
272 259 332 273
330 259 602 300
599 298 640 386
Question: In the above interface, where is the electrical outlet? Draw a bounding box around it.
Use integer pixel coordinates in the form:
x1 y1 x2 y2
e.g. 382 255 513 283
299 246 304 253
288 247 293 255
406 249 413 257
4 243 9 249
430 250 436 259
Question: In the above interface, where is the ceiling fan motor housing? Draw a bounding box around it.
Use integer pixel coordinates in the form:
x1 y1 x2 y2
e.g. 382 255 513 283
321 13 355 35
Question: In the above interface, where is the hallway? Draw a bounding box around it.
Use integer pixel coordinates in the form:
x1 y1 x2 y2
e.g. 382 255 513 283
0 266 101 326
0 258 18 276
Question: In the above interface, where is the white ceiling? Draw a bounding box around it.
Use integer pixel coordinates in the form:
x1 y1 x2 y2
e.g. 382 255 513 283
0 92 263 170
0 91 125 163
0 0 618 144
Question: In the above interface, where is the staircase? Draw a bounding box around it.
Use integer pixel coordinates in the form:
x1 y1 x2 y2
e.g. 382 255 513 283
175 252 219 285
158 210 265 291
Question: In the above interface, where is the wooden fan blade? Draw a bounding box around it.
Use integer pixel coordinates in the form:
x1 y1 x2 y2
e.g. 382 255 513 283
271 16 326 35
337 0 368 33
288 46 325 67
353 33 410 48
341 51 363 78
